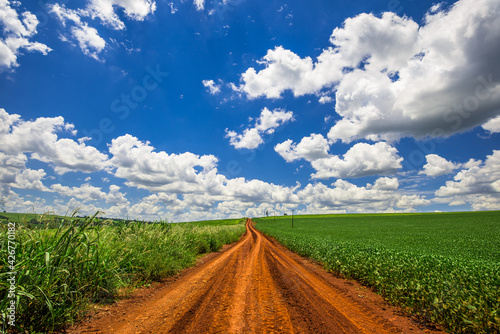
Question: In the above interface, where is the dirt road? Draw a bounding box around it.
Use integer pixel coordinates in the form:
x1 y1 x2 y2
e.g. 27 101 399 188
68 219 442 333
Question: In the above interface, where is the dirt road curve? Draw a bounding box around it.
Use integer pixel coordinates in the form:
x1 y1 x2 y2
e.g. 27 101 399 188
68 219 442 334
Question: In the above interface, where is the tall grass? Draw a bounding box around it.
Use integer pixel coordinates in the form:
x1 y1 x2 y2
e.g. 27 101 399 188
0 213 245 333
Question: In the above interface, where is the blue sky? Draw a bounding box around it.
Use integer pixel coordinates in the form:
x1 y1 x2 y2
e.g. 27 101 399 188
0 0 499 221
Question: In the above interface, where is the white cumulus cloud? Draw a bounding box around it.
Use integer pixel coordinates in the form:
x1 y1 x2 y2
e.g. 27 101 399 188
1 110 436 220
50 183 128 205
49 0 156 59
226 107 294 149
370 177 399 190
71 23 106 60
0 151 49 194
194 0 204 11
202 79 221 95
276 136 402 179
310 142 403 179
482 115 500 133
435 150 500 198
85 0 156 30
419 154 460 177
14 168 49 192
234 0 500 143
0 108 109 174
0 0 51 69
51 183 107 203
297 178 429 213
432 150 500 211
108 134 220 193
274 134 330 162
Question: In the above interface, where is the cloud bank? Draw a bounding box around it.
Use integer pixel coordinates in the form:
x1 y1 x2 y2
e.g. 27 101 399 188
49 0 156 60
0 0 51 69
233 0 500 143
226 108 294 149
0 108 435 221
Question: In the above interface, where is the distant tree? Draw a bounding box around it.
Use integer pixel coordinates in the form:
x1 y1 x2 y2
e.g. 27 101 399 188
29 218 41 225
0 198 5 213
266 210 269 217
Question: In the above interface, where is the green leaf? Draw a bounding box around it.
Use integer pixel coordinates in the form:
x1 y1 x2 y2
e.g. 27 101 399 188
466 304 477 311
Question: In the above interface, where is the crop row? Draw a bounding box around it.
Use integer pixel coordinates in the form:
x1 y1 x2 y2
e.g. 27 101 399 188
0 214 246 333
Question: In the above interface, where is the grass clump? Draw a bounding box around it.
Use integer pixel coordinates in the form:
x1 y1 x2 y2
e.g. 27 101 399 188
0 213 245 333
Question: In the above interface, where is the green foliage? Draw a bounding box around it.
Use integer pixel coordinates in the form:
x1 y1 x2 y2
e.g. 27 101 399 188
255 211 500 333
0 214 245 333
0 213 65 227
180 218 246 227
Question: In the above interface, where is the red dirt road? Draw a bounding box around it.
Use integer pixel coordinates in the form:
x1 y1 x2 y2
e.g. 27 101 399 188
68 219 443 333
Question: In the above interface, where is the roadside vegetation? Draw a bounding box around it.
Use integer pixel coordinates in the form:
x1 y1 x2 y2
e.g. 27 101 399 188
255 211 500 333
0 212 245 333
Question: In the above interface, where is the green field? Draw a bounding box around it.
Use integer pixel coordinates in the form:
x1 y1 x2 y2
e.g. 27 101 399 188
254 211 500 333
0 214 245 333
0 212 66 224
180 218 246 226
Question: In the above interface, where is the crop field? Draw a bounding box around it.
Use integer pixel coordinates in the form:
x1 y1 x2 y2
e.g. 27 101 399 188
0 214 246 333
180 218 246 226
0 212 66 225
254 211 500 333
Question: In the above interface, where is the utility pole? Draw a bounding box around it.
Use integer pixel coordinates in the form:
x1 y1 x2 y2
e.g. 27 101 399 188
274 211 275 222
292 209 295 228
